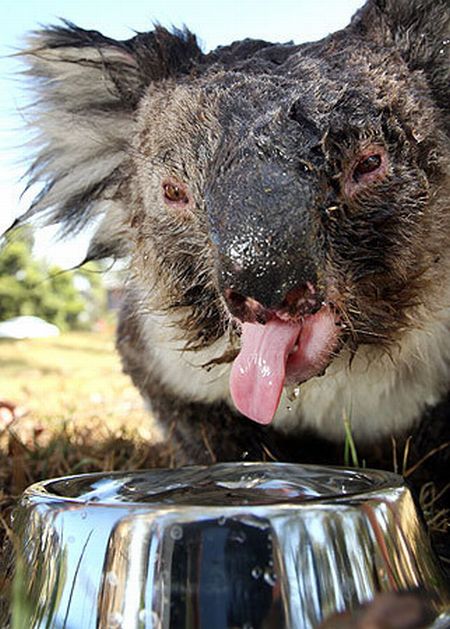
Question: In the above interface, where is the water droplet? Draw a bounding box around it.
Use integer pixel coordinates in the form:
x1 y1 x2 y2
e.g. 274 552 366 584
286 385 301 402
251 566 262 579
412 128 425 143
105 571 119 587
170 525 183 540
263 568 277 586
241 450 249 460
80 511 87 520
139 609 158 624
217 516 226 526
68 536 75 544
138 609 147 622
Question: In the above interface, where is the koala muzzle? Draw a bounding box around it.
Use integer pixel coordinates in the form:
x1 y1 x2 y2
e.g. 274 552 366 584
207 156 340 425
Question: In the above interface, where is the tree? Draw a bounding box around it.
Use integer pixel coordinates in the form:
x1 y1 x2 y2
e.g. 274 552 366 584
0 227 107 330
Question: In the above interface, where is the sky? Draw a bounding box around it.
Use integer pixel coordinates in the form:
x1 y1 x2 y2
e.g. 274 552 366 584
0 0 364 267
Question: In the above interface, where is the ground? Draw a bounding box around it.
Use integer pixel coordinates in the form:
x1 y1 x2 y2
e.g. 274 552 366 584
0 329 172 490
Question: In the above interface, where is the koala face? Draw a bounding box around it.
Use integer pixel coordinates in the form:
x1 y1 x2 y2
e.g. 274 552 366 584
124 40 446 424
125 29 449 420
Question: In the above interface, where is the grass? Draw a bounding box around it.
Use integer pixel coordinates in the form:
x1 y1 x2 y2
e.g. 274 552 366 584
344 415 448 542
0 329 172 496
0 330 152 433
343 411 360 468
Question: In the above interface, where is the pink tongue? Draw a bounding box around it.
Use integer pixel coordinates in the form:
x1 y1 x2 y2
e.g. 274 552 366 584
230 307 337 424
230 319 301 424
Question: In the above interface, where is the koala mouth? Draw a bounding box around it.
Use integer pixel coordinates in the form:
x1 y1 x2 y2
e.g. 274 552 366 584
229 305 340 424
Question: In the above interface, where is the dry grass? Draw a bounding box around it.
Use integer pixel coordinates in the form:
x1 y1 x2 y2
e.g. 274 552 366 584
0 330 152 430
0 329 160 465
0 329 169 493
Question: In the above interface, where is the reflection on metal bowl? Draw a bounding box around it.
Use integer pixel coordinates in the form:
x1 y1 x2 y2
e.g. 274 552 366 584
10 463 450 628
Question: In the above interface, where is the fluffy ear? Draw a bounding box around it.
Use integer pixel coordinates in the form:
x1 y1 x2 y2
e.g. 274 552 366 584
14 22 203 257
352 0 449 122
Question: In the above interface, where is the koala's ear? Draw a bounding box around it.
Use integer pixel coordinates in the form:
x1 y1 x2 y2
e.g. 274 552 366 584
14 23 202 258
353 0 449 117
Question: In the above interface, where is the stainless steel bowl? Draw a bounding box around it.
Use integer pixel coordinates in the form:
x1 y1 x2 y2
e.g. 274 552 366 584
11 463 450 628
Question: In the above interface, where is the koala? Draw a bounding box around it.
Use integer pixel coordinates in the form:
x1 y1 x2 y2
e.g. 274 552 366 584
14 0 449 475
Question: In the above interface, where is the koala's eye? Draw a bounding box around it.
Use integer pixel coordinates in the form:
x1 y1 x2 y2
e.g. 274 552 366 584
344 147 388 198
162 180 190 205
352 153 382 181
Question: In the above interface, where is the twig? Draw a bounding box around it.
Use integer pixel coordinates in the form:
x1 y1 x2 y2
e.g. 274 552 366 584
391 436 398 475
401 436 412 476
404 442 450 478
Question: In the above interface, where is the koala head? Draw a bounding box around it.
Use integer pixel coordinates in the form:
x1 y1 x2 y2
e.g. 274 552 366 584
16 0 450 425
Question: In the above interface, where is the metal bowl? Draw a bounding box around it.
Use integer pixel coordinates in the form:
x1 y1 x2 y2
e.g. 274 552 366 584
10 463 450 628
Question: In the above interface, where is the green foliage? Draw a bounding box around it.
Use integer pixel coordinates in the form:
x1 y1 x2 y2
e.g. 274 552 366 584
0 227 107 330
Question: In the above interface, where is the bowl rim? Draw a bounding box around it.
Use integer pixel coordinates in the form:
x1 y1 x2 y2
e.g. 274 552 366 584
20 462 406 510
